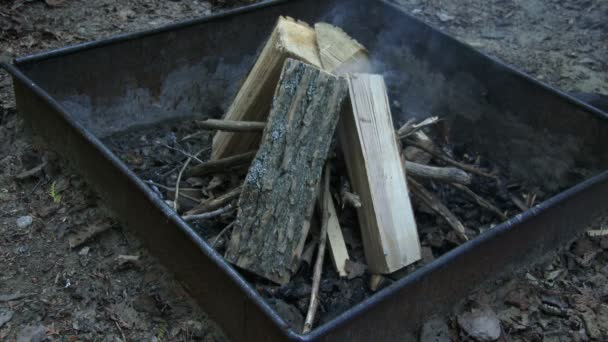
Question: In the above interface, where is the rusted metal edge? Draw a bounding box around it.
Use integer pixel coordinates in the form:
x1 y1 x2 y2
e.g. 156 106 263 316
2 0 608 339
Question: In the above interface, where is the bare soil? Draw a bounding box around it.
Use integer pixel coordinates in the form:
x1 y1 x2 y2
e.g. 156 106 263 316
0 0 606 341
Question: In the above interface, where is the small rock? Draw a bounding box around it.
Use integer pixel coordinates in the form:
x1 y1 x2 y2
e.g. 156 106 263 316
16 324 46 342
436 12 455 22
16 215 33 228
117 255 140 268
78 246 90 256
0 309 13 328
344 260 367 279
420 317 450 342
457 307 502 341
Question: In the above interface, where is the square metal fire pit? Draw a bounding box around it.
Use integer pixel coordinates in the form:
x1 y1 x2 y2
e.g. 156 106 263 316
3 0 608 340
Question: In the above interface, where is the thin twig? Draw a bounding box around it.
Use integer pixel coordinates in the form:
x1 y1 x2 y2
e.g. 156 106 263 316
405 160 472 185
397 116 440 139
175 160 193 212
212 221 235 248
186 185 242 215
510 193 528 212
303 162 331 334
408 177 468 241
161 143 204 164
196 119 266 132
174 147 208 212
182 204 234 222
451 183 508 221
406 140 497 180
145 181 200 203
185 151 257 177
114 320 127 342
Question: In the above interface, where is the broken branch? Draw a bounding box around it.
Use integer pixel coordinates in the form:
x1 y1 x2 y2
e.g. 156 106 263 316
181 204 234 222
185 151 256 177
451 183 508 221
408 177 468 241
397 116 440 139
406 140 497 180
405 161 472 185
303 163 331 334
196 119 266 132
186 185 242 216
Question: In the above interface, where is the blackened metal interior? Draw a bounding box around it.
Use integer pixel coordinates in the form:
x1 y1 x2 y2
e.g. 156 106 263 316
3 0 608 340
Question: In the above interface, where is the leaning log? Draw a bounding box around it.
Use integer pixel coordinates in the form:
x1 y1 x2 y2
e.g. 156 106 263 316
224 59 348 284
314 22 371 75
211 16 322 160
338 73 421 274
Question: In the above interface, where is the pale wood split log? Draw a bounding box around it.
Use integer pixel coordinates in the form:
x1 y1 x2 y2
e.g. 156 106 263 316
326 196 350 277
405 161 472 185
196 119 266 132
212 16 322 160
338 73 421 274
212 19 372 160
224 59 348 284
314 22 371 75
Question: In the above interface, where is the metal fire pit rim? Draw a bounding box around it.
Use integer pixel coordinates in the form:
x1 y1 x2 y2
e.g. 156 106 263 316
306 168 608 339
2 0 608 339
5 55 608 340
9 0 607 122
0 61 296 339
11 0 295 67
379 1 608 121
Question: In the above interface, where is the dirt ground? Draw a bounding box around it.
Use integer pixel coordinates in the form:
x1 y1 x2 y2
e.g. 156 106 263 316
0 0 606 341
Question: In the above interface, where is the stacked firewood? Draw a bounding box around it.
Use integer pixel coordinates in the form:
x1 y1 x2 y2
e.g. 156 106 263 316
166 16 512 333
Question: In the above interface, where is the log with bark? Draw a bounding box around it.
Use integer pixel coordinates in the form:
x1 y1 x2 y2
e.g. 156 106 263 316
224 59 348 284
211 16 322 160
338 73 421 274
212 18 370 160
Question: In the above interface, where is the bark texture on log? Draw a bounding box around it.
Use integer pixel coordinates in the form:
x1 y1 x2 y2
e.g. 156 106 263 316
211 16 322 160
224 59 348 284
